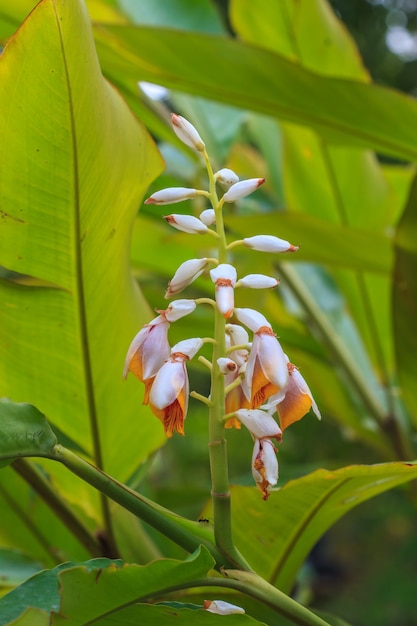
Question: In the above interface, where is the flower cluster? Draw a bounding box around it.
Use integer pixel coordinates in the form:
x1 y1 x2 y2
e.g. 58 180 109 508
124 114 320 499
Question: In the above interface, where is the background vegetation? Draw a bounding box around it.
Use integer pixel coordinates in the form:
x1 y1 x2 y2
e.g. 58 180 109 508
1 1 417 624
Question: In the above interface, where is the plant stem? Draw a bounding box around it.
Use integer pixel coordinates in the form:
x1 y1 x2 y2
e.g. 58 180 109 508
12 458 103 558
203 149 249 569
51 444 246 570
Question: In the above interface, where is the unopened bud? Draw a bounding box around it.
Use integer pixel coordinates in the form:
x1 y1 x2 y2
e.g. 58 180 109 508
163 299 196 322
234 308 271 333
210 264 237 319
243 234 298 253
165 258 208 299
214 168 239 187
217 357 238 374
222 178 265 203
171 113 205 152
164 214 208 234
237 274 280 289
199 208 216 226
171 337 203 359
236 409 282 441
145 187 197 206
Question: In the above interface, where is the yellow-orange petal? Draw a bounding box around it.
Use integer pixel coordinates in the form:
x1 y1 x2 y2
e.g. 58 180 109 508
276 388 312 431
251 357 279 408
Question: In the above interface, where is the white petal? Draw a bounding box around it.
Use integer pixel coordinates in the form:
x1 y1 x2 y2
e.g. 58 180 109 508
171 337 203 359
223 178 265 202
214 168 239 187
236 409 282 439
215 285 234 318
226 323 249 347
164 299 196 322
164 214 208 234
262 439 279 486
210 263 237 284
234 308 271 333
123 316 169 379
199 208 216 226
243 235 298 253
171 113 205 152
237 274 279 289
256 333 289 390
145 187 197 205
204 600 245 615
150 360 185 409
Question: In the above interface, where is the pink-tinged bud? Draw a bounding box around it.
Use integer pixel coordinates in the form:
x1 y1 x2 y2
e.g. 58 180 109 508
145 187 197 206
171 113 205 152
171 337 203 359
163 299 196 322
164 214 208 234
165 258 208 299
234 308 271 333
199 208 216 226
252 438 279 500
204 600 245 615
222 178 265 203
217 357 238 374
214 168 239 187
237 274 280 289
243 235 299 253
236 409 282 441
210 264 237 319
123 315 170 382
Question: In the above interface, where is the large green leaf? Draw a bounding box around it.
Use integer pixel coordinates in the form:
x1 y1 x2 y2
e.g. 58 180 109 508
92 24 417 161
393 175 417 426
0 399 57 467
0 0 164 493
227 463 417 594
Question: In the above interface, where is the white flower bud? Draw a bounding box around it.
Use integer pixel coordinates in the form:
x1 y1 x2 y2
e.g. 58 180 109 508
234 308 271 333
145 187 198 206
163 299 196 322
210 263 237 285
243 235 299 253
236 409 282 440
204 600 245 615
236 274 280 289
214 168 239 187
165 258 208 299
171 113 205 152
252 438 279 499
210 264 237 319
217 357 238 374
226 323 249 347
171 337 203 359
199 208 216 226
222 178 265 203
164 214 208 234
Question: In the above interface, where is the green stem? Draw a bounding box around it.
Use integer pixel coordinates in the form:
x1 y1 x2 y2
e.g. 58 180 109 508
84 572 329 626
51 445 246 570
203 149 249 569
12 458 103 558
278 262 414 460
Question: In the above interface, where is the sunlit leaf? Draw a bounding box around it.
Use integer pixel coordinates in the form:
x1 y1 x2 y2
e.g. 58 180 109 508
227 463 417 593
0 0 165 497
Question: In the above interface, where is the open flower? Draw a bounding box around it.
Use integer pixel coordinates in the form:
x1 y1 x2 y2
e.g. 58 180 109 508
148 338 203 437
123 315 170 390
265 362 321 431
235 309 288 408
252 438 278 500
